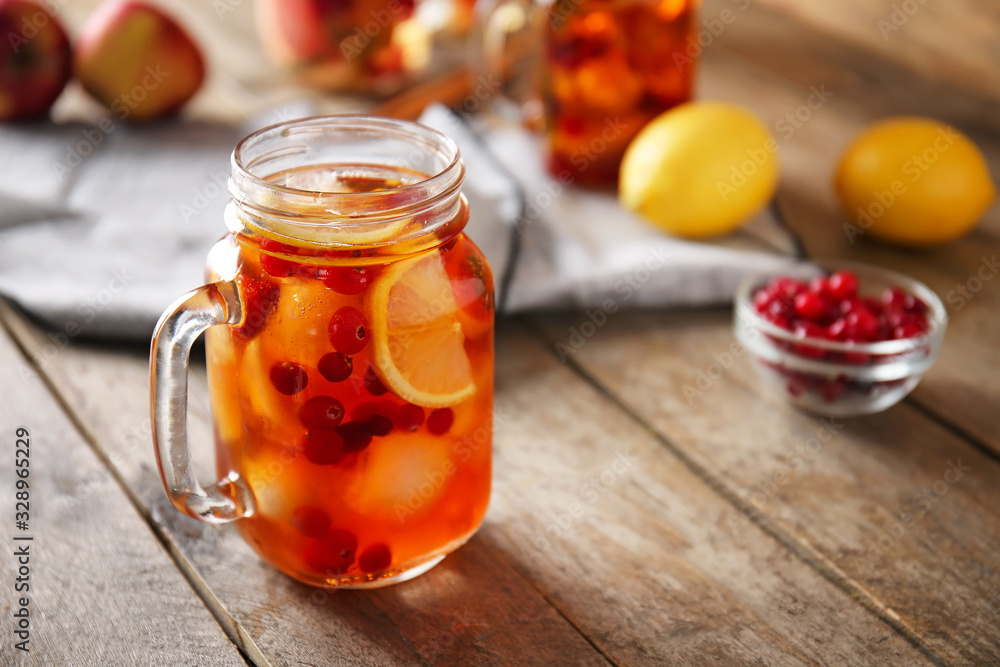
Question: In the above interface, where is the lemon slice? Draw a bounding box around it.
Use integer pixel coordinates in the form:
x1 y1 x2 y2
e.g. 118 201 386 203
366 253 476 408
290 216 413 246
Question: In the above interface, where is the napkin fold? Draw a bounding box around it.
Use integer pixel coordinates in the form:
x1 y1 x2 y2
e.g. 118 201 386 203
0 105 796 341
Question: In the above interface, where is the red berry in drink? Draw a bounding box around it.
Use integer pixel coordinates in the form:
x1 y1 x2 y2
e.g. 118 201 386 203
300 396 345 430
827 270 859 301
364 365 388 396
259 238 298 278
304 529 358 575
338 422 373 453
323 266 372 295
318 352 353 382
301 431 346 465
329 307 369 354
395 404 424 432
291 506 331 537
364 414 393 436
426 408 454 435
794 292 826 321
234 274 280 339
270 361 308 395
358 543 392 573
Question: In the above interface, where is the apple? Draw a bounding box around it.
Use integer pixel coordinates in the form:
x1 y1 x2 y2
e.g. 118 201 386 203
74 0 205 122
0 0 72 121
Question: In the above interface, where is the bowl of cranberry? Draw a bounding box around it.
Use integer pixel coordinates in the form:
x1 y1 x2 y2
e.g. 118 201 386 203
735 261 947 416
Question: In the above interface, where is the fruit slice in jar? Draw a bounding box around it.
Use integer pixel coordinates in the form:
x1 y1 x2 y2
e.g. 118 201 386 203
366 252 476 408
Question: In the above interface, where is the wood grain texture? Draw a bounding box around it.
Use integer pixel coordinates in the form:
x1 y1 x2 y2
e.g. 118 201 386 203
0 314 247 667
530 308 1000 665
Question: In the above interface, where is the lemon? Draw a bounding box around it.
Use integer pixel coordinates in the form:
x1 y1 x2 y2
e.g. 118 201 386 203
835 117 995 247
366 252 476 408
619 101 780 238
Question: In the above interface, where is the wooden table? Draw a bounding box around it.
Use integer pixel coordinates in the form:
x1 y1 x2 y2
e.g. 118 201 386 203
2 1 1000 664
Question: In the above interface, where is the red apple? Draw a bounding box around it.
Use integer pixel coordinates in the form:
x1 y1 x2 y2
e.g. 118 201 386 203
0 0 72 121
255 0 418 93
74 0 205 122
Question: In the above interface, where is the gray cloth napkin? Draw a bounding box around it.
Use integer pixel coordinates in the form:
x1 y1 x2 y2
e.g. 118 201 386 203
0 104 796 341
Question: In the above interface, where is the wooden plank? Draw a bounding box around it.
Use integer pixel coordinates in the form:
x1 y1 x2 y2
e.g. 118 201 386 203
754 0 1000 104
4 297 934 664
0 313 246 666
0 304 609 666
530 308 1000 664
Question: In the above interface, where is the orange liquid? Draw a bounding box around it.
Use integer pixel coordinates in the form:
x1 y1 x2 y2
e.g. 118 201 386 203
544 0 697 186
205 164 493 586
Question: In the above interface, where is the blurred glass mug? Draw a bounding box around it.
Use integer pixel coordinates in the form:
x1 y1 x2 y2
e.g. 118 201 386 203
478 0 700 187
150 116 494 588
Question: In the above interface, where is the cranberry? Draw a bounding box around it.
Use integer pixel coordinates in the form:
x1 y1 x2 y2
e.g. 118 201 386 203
882 287 908 311
838 297 861 315
905 295 928 315
234 274 280 339
395 404 424 432
323 266 372 295
846 310 879 341
318 352 353 382
426 408 454 435
819 379 847 403
260 253 296 278
827 271 859 301
270 361 308 395
303 529 358 575
894 323 927 339
358 543 392 573
328 307 369 355
808 276 830 297
301 431 346 465
794 292 826 321
364 414 393 436
827 318 848 341
794 323 827 358
338 422 373 453
364 365 388 396
843 350 871 365
291 506 331 537
787 373 812 397
300 396 345 430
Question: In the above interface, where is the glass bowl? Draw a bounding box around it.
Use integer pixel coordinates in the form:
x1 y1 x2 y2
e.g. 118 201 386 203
734 260 947 416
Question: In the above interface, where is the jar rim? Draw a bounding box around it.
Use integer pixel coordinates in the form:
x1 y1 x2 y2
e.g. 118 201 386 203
228 115 465 248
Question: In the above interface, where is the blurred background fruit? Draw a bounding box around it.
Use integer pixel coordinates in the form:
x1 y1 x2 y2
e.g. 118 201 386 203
835 117 996 247
255 0 433 96
0 0 72 121
619 101 780 238
74 0 205 122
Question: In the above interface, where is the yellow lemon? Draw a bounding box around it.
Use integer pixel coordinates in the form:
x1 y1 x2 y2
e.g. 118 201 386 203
835 117 996 247
619 101 780 238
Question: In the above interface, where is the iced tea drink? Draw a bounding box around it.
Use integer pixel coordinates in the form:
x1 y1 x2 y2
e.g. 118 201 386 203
151 117 493 588
544 0 697 186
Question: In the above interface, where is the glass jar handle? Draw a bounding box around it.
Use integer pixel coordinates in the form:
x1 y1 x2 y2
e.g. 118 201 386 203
474 0 543 123
150 280 253 523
